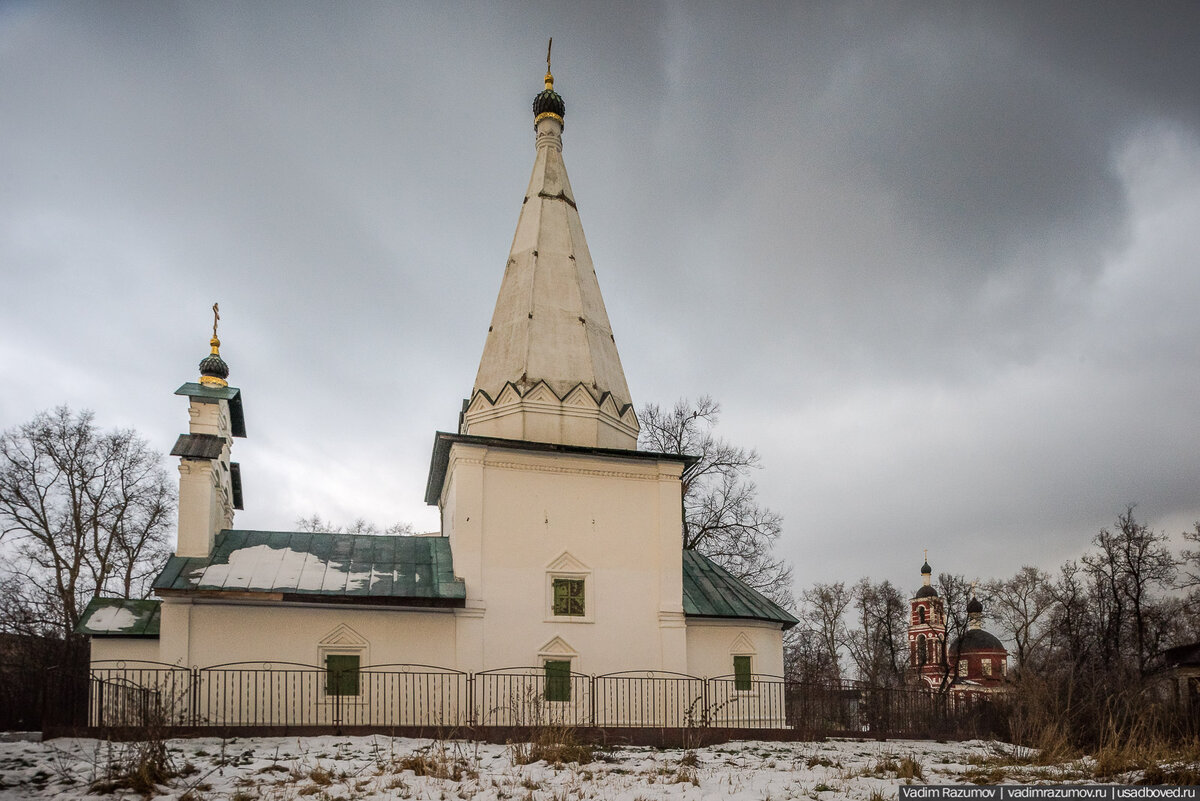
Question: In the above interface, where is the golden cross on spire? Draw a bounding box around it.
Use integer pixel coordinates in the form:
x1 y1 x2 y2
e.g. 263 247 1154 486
544 37 554 90
210 302 221 354
924 548 928 563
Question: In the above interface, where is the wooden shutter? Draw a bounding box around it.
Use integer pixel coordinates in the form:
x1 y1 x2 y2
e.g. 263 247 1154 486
733 655 752 691
326 654 360 696
544 660 571 702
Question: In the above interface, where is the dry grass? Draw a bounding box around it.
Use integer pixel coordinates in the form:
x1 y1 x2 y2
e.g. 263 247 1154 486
394 741 476 781
670 765 700 786
510 726 595 766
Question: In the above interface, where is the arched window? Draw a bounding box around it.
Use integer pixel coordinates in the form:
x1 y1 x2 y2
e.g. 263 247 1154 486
917 634 927 665
918 606 926 624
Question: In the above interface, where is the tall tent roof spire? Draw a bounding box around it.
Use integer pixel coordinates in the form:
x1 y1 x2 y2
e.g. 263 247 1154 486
461 52 638 449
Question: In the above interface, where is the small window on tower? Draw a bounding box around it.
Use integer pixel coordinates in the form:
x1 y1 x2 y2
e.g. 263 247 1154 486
958 659 968 676
917 635 927 665
918 606 927 624
982 659 993 676
552 578 585 616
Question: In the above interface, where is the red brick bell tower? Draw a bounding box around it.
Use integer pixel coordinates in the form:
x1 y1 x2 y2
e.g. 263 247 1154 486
909 554 947 687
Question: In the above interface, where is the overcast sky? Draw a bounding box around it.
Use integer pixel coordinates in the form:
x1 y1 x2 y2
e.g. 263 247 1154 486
3 2 1198 603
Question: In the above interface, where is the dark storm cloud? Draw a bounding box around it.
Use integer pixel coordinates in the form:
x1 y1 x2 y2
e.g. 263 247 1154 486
1 1 1198 599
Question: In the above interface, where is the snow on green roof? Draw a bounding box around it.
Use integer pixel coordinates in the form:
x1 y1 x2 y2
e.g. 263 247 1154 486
682 550 798 629
153 530 465 606
77 598 162 637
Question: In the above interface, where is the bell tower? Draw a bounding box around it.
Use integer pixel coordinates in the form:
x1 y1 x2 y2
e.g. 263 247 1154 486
171 303 246 558
908 553 947 687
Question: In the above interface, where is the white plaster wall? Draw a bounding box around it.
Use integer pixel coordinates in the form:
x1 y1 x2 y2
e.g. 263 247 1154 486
685 619 786 679
441 443 686 676
157 599 458 668
90 638 161 665
685 619 788 728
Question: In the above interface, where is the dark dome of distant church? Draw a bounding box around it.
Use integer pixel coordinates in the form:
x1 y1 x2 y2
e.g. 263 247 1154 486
956 628 1005 652
915 585 938 598
966 597 983 614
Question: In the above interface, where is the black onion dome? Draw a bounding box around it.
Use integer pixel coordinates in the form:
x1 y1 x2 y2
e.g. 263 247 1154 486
955 628 1005 652
533 87 565 120
199 351 229 381
921 560 932 574
915 585 938 598
967 597 983 614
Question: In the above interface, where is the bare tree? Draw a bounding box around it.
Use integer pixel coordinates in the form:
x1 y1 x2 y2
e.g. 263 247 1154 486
0 407 174 637
984 566 1055 673
1176 521 1200 593
846 578 906 687
294 514 415 536
638 396 792 605
1081 506 1175 675
799 581 851 683
932 572 975 689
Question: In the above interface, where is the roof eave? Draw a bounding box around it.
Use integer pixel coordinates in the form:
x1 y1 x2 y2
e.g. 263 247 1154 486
155 587 465 609
424 430 698 505
684 612 798 631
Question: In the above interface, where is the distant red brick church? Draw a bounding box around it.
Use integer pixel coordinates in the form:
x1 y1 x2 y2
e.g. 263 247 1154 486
908 556 1008 696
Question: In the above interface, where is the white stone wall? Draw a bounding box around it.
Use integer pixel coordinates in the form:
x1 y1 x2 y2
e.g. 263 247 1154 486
440 442 687 676
155 599 458 668
91 637 161 665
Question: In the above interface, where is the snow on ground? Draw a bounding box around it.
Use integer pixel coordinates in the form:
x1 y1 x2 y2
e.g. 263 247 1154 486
0 734 1122 800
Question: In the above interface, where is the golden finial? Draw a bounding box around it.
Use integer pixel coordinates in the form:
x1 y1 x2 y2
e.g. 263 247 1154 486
198 302 230 387
924 548 928 562
545 37 554 90
210 302 221 354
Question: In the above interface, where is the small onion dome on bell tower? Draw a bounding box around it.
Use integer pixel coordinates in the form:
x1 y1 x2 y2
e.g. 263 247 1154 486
966 585 985 630
198 302 229 388
915 550 938 597
533 37 565 125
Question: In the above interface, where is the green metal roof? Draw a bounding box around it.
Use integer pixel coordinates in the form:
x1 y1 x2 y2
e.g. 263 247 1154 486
153 530 465 607
682 550 798 630
175 382 247 437
77 598 162 637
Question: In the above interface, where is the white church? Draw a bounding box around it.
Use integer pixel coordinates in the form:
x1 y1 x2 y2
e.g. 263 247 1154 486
78 59 796 710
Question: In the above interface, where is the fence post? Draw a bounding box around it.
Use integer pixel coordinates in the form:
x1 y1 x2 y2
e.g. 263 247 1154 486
589 675 596 727
466 673 475 727
190 668 199 727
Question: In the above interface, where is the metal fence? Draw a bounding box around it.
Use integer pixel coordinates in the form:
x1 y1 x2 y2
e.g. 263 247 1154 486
48 661 1002 738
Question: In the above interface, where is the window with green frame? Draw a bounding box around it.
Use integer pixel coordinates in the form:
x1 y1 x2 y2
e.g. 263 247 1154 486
733 655 753 691
544 660 571 702
552 578 585 617
325 654 360 696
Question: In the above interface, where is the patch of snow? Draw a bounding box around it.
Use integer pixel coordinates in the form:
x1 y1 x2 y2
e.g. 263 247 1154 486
82 606 138 632
191 544 385 594
0 735 1151 800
